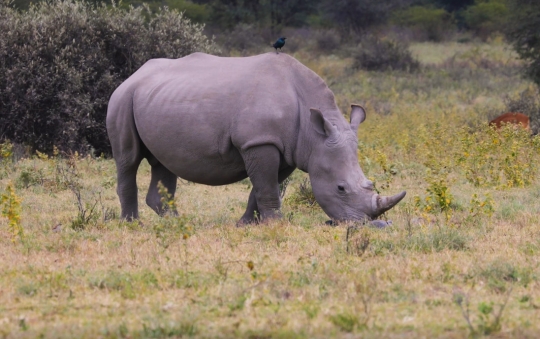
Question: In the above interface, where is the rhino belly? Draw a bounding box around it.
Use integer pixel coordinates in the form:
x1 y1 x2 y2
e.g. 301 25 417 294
139 122 248 185
158 150 248 186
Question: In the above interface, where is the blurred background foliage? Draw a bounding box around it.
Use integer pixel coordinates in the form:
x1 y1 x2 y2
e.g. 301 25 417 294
7 0 530 51
2 0 540 155
6 0 515 38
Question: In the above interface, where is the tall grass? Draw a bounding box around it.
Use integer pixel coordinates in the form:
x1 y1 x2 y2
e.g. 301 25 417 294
0 42 539 338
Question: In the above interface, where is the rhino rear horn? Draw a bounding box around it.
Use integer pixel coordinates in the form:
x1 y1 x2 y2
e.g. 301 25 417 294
372 191 406 217
310 108 339 138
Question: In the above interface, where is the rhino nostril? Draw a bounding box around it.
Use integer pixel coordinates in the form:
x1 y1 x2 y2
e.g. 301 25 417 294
361 180 374 190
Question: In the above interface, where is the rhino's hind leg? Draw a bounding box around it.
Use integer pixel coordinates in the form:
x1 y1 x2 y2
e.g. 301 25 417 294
145 156 178 216
110 127 143 221
115 156 143 221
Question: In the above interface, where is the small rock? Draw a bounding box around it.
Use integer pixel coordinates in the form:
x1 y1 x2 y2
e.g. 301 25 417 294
52 224 62 233
162 302 175 312
370 220 392 229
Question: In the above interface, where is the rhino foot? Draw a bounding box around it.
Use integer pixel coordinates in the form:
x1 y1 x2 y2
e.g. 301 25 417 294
237 211 283 227
236 218 257 227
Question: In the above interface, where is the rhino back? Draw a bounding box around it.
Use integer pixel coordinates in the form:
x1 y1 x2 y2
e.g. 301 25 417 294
120 53 338 184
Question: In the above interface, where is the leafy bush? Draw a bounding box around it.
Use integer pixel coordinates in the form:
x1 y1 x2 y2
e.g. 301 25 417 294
127 0 210 23
352 35 420 72
463 0 509 40
1 183 24 243
507 0 540 87
205 0 316 32
391 6 454 41
0 0 216 155
218 23 266 55
313 29 342 53
319 0 406 35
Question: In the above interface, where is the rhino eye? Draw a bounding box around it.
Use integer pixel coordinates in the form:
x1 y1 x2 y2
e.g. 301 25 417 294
338 185 345 192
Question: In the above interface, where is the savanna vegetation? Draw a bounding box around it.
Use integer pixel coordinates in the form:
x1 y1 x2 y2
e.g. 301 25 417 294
2 0 540 338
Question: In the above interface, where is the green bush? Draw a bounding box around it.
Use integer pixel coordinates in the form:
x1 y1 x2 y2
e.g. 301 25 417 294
391 6 454 41
506 0 540 88
0 0 216 155
313 29 342 53
319 0 406 35
463 0 509 39
352 35 420 72
218 23 266 55
129 0 210 23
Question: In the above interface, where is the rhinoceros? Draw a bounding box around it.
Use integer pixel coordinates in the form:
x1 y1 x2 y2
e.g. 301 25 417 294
106 52 406 224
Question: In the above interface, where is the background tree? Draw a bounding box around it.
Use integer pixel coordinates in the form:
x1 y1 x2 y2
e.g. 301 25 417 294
319 0 410 36
203 0 264 30
462 0 508 39
201 0 316 32
433 0 474 11
506 0 540 87
264 0 317 34
391 5 453 41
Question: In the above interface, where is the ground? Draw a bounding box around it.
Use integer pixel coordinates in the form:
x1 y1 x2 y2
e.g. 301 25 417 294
1 41 539 338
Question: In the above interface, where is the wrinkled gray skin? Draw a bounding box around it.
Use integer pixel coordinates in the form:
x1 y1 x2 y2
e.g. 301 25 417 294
106 52 406 224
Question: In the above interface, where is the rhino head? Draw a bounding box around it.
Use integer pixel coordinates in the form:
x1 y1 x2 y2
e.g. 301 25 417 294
308 105 406 222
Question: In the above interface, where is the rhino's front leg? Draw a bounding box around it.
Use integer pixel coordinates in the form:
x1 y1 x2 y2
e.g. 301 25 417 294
239 145 282 223
239 166 295 225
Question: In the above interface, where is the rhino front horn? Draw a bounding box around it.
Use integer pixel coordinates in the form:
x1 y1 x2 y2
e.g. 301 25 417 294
372 191 407 217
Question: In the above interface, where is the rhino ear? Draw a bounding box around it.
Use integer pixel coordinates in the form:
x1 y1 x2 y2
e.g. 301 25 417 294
350 104 366 132
310 108 338 138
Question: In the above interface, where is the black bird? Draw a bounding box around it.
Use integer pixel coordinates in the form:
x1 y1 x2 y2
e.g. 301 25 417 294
273 37 286 54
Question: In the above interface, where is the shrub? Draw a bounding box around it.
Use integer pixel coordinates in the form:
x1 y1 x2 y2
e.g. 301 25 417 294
319 0 406 35
352 35 420 72
128 0 210 23
218 23 266 55
0 0 216 155
1 183 24 243
391 6 454 41
507 0 540 87
313 29 342 53
463 0 509 40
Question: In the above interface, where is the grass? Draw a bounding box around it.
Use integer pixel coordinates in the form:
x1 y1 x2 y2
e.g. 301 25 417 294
1 41 540 338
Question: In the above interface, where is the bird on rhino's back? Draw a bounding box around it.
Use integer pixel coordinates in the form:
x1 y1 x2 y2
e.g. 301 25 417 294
273 37 286 53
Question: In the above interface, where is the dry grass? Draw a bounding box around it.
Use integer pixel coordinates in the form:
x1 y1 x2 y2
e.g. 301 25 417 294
1 42 540 338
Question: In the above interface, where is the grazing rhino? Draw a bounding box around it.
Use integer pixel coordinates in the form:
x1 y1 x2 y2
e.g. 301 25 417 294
489 112 530 131
106 52 406 224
